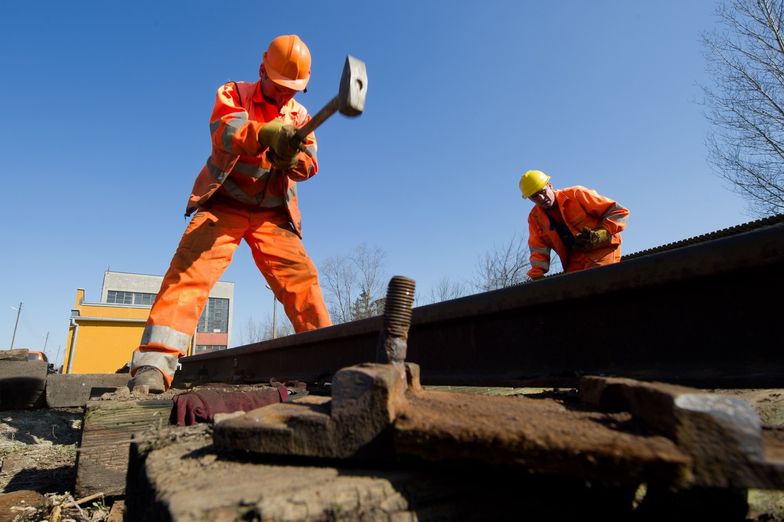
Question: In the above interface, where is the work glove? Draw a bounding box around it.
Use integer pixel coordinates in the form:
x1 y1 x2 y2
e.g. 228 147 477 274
574 227 611 250
266 149 299 170
257 121 303 160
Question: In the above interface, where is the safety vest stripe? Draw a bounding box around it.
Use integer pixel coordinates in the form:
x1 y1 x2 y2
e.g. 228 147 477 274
530 246 550 255
234 161 273 180
207 160 230 184
220 180 262 205
220 179 285 208
260 196 285 207
141 325 191 354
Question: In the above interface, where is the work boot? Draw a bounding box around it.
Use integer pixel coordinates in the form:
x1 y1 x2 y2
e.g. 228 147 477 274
128 366 166 394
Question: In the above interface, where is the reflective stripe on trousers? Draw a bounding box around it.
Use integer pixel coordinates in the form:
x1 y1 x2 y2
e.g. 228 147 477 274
130 350 179 383
131 202 332 386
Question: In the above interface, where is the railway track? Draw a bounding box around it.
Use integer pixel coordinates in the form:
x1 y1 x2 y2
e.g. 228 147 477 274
174 215 784 389
132 216 784 519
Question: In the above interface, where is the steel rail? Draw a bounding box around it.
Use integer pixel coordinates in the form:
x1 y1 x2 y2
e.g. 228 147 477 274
175 219 784 389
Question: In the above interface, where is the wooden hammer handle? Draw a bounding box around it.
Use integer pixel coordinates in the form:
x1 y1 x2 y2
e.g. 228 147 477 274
296 96 339 141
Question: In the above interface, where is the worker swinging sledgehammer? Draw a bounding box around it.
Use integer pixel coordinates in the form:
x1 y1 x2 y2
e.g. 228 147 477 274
519 169 630 281
129 35 335 393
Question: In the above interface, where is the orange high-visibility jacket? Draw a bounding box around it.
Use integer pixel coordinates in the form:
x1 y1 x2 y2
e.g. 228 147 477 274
186 81 318 237
527 186 629 278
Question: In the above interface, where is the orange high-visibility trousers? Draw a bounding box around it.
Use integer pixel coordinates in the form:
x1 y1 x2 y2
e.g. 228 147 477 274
130 201 331 386
563 245 622 274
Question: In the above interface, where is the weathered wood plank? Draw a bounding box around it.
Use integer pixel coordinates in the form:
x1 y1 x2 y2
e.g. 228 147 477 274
75 399 173 497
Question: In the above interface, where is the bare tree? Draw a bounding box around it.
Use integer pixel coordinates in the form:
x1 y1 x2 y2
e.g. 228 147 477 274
427 276 470 303
238 314 293 345
353 243 386 305
703 0 784 215
473 234 531 291
239 316 265 345
319 243 387 324
319 255 357 323
262 314 293 339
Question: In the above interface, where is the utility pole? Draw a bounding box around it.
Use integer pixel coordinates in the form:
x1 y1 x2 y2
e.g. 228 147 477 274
272 293 278 339
10 302 22 349
265 285 278 339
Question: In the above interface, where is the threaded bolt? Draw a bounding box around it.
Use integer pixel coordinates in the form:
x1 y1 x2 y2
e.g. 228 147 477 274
376 276 416 365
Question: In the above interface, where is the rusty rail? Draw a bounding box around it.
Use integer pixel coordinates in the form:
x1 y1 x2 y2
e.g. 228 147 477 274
175 218 784 389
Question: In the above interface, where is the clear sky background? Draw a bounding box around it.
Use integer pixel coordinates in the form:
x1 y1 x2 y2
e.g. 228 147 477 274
1 1 753 366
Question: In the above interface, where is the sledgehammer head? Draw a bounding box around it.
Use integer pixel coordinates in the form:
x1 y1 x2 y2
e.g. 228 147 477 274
338 55 367 117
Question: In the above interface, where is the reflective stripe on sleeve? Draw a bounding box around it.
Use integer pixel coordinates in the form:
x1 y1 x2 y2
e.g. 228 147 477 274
601 204 628 225
531 259 550 270
529 245 551 272
216 111 249 151
609 214 628 225
305 146 317 177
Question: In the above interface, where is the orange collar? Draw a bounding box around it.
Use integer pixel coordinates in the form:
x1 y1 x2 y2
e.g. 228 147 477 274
251 81 296 116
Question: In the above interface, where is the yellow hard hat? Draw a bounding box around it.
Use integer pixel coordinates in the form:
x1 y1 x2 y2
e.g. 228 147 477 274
519 170 551 198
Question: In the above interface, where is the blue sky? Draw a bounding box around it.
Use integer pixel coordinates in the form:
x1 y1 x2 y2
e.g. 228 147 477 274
1 1 751 366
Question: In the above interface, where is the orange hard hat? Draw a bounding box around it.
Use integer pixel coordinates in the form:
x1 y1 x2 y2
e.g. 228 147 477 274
262 34 311 91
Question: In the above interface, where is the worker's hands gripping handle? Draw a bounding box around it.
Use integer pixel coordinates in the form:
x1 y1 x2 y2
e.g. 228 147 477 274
574 227 611 250
258 121 306 169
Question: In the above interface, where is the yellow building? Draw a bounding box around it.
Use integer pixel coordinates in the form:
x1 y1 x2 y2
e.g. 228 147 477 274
62 271 234 374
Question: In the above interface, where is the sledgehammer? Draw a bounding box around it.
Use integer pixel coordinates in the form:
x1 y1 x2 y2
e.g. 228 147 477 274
295 55 368 141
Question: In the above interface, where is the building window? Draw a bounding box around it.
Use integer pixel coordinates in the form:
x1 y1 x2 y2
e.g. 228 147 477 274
135 293 155 306
197 297 229 333
193 344 227 355
106 290 157 306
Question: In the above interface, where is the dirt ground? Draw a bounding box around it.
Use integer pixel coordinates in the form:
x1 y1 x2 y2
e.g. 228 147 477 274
0 388 783 521
0 408 100 520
